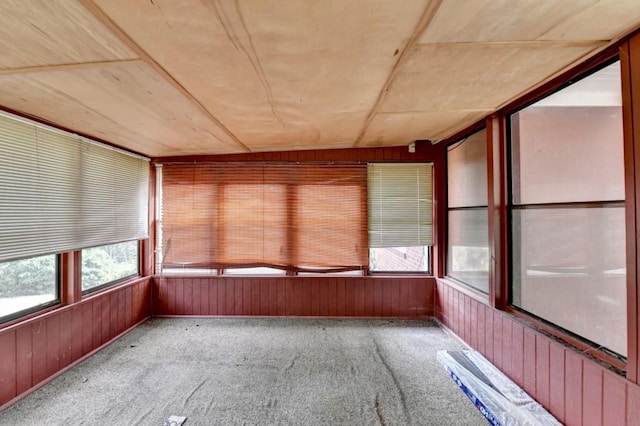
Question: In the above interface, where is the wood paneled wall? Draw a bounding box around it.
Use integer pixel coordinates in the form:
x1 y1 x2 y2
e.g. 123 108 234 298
436 279 640 426
0 278 151 410
152 276 433 318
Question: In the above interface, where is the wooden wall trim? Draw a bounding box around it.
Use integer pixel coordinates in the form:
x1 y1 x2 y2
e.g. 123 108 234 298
152 276 434 318
622 35 640 384
0 278 152 411
486 115 508 309
153 144 440 164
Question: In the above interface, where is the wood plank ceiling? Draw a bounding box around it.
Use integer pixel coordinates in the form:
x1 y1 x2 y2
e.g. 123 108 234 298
0 0 639 157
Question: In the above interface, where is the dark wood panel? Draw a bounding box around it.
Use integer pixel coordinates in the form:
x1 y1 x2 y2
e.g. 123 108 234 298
154 144 440 165
582 361 603 426
435 280 640 426
45 314 60 378
152 276 434 318
0 330 17 404
0 278 152 409
602 372 627 426
58 310 72 369
564 348 584 426
628 382 640 426
549 342 565 424
15 326 33 395
510 322 524 387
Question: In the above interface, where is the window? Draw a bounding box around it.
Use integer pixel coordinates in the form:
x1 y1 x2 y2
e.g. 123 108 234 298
0 254 58 322
82 241 139 292
159 163 367 273
368 163 433 273
509 61 626 356
446 129 489 292
0 110 149 317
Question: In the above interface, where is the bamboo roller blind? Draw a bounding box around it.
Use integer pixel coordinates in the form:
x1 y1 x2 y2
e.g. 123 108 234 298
160 163 368 270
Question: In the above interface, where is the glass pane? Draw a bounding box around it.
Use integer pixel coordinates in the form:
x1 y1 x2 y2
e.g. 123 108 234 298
447 209 489 292
82 241 138 292
511 62 623 204
224 267 286 275
447 129 488 208
369 246 429 272
512 206 626 356
0 255 57 320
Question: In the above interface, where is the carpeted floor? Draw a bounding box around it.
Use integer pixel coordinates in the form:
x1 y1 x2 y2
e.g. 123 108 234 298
0 318 486 425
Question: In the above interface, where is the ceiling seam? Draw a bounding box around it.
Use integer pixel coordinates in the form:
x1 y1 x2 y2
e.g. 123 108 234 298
0 58 144 76
77 0 251 153
352 0 443 148
413 40 610 49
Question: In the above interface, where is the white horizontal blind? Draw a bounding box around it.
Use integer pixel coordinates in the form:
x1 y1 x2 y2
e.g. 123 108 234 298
368 163 433 248
0 112 149 263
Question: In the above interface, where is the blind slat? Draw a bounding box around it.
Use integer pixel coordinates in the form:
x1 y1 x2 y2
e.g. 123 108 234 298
367 163 433 248
160 163 367 269
0 113 149 263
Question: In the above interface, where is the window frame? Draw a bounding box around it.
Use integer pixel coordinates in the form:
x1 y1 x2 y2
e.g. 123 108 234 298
367 162 434 275
445 128 490 293
0 254 61 325
505 57 627 364
81 241 141 295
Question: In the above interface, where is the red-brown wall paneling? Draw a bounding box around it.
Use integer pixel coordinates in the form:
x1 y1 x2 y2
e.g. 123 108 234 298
152 276 434 318
435 279 639 426
0 278 152 410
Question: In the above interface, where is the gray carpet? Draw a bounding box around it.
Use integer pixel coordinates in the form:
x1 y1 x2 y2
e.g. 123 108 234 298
0 318 486 426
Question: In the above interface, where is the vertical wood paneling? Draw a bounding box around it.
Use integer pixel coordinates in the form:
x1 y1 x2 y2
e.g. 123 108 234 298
92 299 102 348
31 320 47 385
224 278 237 315
628 382 640 426
582 361 604 426
535 335 550 407
70 306 83 363
45 314 60 378
200 279 210 315
373 280 383 315
268 279 277 316
100 296 111 344
485 308 494 362
493 311 503 369
109 292 118 338
523 327 537 396
435 281 640 425
603 372 627 426
15 326 33 395
469 299 477 350
477 303 486 353
217 278 226 315
0 278 152 409
190 279 200 315
125 286 133 326
58 310 72 369
549 342 565 423
151 276 433 318
511 322 524 387
354 279 365 316
501 316 512 378
565 349 584 426
0 331 17 404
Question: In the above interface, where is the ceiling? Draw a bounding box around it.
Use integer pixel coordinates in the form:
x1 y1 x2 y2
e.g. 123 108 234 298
1 0 639 158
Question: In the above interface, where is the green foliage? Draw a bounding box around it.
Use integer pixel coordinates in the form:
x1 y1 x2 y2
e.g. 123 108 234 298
0 255 56 297
82 241 138 290
0 241 138 297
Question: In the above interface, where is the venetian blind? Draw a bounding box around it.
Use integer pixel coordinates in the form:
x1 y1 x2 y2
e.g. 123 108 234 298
367 163 433 248
0 112 149 263
160 163 367 270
